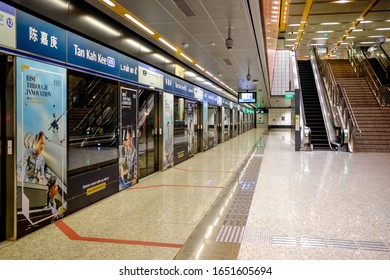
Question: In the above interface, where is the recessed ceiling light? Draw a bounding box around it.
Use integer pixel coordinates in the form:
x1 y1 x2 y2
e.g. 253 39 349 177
316 31 334 33
195 64 205 71
313 37 329 40
103 0 116 7
124 14 155 35
376 28 390 31
180 53 193 63
368 35 384 38
320 22 340 25
288 23 301 26
334 1 351 3
360 21 373 23
158 37 178 51
352 29 364 32
360 42 375 44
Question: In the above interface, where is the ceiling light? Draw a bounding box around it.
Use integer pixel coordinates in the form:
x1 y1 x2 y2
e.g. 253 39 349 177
180 53 193 63
313 37 329 40
316 30 334 33
334 1 351 3
103 0 116 7
368 35 384 38
360 21 373 23
289 23 301 26
124 14 155 35
213 76 220 82
320 22 340 25
352 29 364 32
83 16 120 36
360 42 375 44
376 28 390 31
205 71 213 77
185 71 196 77
158 37 178 51
195 64 205 71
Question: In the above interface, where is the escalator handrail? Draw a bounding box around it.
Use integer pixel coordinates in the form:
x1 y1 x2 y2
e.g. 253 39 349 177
73 84 115 131
291 51 310 149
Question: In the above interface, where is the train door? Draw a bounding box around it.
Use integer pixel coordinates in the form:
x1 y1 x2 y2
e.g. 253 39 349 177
138 88 159 179
217 106 222 144
0 54 5 241
0 53 15 242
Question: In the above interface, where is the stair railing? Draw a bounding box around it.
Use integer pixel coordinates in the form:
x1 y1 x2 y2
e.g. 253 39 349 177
347 45 389 106
321 60 361 152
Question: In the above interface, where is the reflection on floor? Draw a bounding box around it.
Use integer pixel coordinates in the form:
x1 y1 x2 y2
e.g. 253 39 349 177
1 128 390 260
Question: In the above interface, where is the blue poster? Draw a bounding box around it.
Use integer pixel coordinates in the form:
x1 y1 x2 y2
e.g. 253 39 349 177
16 57 67 237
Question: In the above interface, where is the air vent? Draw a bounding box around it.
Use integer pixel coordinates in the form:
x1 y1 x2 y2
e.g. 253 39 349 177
223 58 232 65
172 0 196 17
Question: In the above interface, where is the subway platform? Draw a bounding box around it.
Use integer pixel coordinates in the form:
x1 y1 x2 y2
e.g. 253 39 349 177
0 128 389 260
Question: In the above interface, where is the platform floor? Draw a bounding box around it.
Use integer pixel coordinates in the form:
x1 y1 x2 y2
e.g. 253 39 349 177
1 128 389 260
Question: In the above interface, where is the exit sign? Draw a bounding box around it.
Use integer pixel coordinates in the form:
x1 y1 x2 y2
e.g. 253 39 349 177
284 93 294 99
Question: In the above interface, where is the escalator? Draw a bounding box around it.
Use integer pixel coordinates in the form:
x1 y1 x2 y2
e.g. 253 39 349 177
298 60 330 150
367 58 387 85
68 71 118 147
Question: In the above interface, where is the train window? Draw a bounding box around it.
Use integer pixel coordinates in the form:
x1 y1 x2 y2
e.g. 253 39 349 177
67 70 118 173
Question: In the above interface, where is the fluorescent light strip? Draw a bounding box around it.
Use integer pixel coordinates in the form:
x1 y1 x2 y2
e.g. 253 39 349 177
103 0 116 7
195 64 205 71
124 14 155 35
376 28 390 31
180 53 193 63
158 37 178 51
320 22 340 25
205 71 213 77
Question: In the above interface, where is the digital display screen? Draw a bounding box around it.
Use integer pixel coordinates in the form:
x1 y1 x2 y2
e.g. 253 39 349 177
238 92 256 103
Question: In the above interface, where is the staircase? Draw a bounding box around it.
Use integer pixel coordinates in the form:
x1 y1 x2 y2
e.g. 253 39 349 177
298 60 330 150
328 59 390 152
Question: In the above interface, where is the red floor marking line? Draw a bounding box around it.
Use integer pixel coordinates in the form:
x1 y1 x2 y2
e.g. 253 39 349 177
130 184 224 190
55 220 183 249
55 220 80 240
172 167 235 173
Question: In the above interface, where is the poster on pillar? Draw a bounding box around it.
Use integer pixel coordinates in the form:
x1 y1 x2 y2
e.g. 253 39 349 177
119 84 138 190
203 102 208 151
187 102 195 157
16 57 67 238
163 92 174 170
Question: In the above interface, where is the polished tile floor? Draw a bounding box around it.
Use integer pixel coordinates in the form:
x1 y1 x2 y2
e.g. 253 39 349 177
1 128 389 260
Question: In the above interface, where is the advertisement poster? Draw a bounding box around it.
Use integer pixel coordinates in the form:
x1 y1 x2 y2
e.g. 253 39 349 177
187 102 195 157
119 85 138 190
67 165 118 214
203 102 208 151
163 92 174 170
16 57 67 237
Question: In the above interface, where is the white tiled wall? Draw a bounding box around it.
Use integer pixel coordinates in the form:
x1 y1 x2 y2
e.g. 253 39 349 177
268 108 292 126
271 50 290 96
